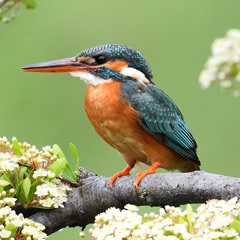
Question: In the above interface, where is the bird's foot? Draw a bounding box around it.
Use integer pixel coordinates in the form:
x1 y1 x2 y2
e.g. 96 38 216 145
134 162 161 190
108 165 132 189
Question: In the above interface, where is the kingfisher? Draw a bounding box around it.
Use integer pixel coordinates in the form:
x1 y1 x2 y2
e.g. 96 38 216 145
22 44 200 189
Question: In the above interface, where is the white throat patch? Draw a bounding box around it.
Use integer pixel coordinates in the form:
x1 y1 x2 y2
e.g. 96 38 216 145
70 67 149 86
120 67 150 86
70 72 112 86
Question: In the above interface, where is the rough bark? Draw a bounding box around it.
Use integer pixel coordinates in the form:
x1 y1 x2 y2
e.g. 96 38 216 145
27 168 240 235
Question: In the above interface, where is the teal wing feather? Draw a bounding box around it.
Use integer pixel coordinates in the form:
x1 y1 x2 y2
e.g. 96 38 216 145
121 81 200 165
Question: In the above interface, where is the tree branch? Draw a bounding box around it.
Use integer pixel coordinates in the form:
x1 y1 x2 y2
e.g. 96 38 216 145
28 168 240 235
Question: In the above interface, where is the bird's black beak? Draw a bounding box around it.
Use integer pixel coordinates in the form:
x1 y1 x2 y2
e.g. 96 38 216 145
22 57 88 73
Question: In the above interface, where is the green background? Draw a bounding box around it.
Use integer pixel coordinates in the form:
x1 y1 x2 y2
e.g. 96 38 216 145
1 0 240 239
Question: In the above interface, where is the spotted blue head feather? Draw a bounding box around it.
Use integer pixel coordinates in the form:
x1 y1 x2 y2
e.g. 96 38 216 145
76 44 153 80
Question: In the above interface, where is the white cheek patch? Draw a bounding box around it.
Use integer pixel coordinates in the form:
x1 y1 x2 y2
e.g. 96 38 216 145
70 72 112 86
120 67 150 86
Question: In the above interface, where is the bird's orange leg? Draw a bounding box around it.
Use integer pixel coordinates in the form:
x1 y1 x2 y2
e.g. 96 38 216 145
109 165 133 188
134 162 162 189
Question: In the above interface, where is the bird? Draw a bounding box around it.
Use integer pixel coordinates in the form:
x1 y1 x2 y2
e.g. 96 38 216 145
22 44 200 189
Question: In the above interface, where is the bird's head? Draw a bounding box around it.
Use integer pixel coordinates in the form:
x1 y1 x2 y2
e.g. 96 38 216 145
22 44 153 86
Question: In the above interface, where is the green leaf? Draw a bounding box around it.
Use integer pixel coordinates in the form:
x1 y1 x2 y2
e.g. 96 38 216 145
21 0 37 9
52 144 77 181
53 144 66 159
13 169 19 186
230 220 240 235
47 158 67 177
15 184 22 199
27 181 38 205
3 172 13 187
12 138 21 157
5 223 17 239
70 142 80 171
20 148 27 157
186 204 193 229
0 175 9 181
23 178 31 201
63 163 77 182
19 167 28 181
186 204 193 221
178 217 185 224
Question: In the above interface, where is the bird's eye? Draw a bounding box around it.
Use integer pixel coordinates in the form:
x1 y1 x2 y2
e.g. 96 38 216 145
95 55 107 64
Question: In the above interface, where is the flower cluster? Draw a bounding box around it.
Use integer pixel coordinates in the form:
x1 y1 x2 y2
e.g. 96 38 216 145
80 198 240 239
199 29 240 97
0 136 57 172
36 178 71 208
0 197 47 240
0 137 73 209
0 136 79 239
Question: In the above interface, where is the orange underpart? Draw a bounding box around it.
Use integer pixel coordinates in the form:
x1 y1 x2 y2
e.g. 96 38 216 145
108 165 133 188
134 162 162 189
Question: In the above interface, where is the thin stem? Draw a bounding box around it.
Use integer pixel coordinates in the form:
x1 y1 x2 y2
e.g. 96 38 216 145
1 0 21 16
0 0 8 8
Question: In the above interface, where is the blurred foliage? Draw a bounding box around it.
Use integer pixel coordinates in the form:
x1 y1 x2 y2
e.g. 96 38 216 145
199 29 240 97
0 0 37 23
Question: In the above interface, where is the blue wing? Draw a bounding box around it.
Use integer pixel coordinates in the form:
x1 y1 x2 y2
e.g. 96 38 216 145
121 81 200 165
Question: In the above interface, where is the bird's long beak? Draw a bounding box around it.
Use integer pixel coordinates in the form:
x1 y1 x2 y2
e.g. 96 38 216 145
22 57 88 73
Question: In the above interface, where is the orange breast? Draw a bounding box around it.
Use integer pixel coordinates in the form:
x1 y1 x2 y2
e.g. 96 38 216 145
84 81 199 172
84 81 146 167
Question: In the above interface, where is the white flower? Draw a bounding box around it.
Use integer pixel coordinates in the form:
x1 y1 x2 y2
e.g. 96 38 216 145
35 180 71 208
124 204 139 212
84 198 240 240
0 206 11 216
35 185 49 197
22 225 39 236
172 223 187 234
227 29 240 40
11 218 24 227
39 197 54 208
33 169 48 179
182 232 193 240
0 159 19 171
48 186 59 197
0 229 11 238
47 171 55 178
3 198 17 206
224 228 238 237
199 29 240 97
207 231 225 239
161 217 173 226
52 196 67 208
220 80 232 88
